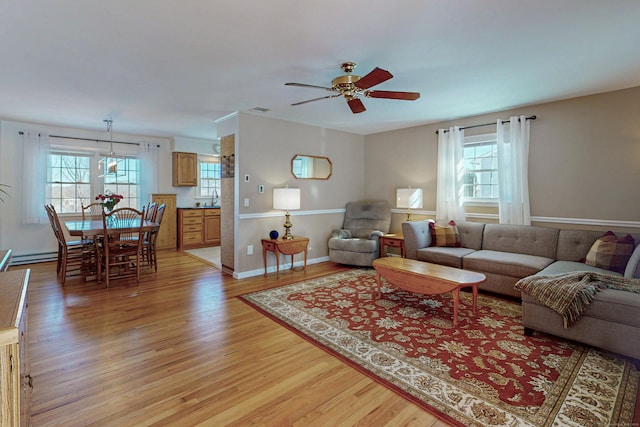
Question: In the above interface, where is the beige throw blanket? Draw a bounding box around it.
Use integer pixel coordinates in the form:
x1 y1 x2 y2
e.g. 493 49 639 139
515 272 640 328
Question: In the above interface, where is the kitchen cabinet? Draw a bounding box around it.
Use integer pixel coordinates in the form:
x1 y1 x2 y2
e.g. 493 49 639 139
0 269 31 427
151 194 177 250
177 208 220 250
204 209 221 246
172 152 197 187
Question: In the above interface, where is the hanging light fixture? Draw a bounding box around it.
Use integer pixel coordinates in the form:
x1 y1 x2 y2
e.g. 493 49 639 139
98 119 125 177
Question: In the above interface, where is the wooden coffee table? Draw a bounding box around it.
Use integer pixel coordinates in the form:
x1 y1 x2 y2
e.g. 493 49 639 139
372 257 486 326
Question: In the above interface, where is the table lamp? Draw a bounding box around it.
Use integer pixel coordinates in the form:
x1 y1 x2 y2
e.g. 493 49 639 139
396 188 423 221
273 187 300 240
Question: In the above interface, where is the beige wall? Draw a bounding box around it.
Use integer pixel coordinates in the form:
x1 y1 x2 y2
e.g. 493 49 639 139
234 113 365 276
365 85 640 233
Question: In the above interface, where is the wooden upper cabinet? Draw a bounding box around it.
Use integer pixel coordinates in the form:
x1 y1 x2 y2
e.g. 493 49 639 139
172 152 198 187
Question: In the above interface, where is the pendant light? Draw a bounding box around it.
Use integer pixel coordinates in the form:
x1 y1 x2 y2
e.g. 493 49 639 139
98 119 124 177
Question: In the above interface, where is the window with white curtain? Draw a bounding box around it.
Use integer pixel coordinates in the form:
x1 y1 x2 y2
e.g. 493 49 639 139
463 133 499 203
46 149 141 214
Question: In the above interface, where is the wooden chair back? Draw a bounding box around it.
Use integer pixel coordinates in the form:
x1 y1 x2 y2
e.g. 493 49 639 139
82 202 104 221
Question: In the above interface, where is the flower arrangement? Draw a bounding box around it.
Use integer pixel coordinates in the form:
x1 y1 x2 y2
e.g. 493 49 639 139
96 190 123 211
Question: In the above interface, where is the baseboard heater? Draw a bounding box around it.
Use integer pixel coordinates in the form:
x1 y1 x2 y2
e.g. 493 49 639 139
10 251 57 266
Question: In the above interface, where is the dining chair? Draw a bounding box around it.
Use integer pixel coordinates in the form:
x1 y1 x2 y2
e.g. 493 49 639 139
142 203 165 271
44 204 93 284
145 202 158 222
97 207 146 288
81 202 104 220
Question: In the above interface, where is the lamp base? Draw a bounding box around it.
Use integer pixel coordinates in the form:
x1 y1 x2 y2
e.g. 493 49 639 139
283 211 294 240
405 209 413 222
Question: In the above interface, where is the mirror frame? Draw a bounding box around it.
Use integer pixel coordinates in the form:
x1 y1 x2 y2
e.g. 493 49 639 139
291 154 332 180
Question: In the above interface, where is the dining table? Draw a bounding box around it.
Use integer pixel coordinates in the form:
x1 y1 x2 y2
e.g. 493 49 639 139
65 218 159 237
64 218 159 282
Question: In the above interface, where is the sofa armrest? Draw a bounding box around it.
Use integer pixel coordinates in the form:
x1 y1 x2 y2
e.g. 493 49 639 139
331 229 352 239
624 244 640 278
401 220 433 260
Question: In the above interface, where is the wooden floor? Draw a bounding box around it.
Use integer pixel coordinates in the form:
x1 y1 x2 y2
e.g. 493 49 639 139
17 250 450 427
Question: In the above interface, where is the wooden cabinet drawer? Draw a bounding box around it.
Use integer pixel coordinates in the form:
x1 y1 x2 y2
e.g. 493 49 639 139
204 209 220 217
262 240 277 251
182 217 203 225
183 224 202 232
183 232 203 244
182 210 202 218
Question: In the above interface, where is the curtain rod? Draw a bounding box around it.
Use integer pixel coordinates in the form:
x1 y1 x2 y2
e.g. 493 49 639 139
18 131 160 147
435 115 536 134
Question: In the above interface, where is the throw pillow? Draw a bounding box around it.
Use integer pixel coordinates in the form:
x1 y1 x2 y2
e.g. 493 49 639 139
429 220 461 247
585 231 635 274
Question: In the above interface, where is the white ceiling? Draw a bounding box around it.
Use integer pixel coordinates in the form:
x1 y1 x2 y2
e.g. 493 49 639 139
1 1 639 140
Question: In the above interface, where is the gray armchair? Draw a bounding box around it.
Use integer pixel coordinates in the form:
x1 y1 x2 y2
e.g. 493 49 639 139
328 200 391 266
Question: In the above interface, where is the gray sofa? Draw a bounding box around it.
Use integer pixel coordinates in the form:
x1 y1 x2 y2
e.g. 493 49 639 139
328 200 391 267
402 220 640 359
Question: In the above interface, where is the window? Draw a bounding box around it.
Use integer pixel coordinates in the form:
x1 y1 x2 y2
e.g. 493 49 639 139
103 157 141 209
463 133 498 201
47 151 141 214
47 153 92 214
199 159 221 203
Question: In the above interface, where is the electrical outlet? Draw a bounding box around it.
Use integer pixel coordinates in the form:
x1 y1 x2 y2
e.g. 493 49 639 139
247 245 253 255
244 198 249 207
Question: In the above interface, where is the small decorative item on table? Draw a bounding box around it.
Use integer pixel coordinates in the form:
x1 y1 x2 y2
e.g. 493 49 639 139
269 230 279 239
95 190 124 212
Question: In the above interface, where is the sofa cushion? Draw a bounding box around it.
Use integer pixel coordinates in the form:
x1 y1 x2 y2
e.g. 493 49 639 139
522 288 640 329
555 229 604 261
538 260 622 277
328 237 377 253
463 250 554 279
585 231 635 274
482 224 559 258
416 246 476 269
456 221 486 250
429 220 461 247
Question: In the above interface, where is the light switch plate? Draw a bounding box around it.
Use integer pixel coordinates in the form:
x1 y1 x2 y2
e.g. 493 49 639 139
258 184 264 193
244 174 250 182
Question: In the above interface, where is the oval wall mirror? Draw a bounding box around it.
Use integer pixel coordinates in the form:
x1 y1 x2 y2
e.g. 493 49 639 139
291 154 332 180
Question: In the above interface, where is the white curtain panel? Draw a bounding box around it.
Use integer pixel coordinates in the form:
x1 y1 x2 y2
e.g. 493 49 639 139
436 126 465 222
22 131 50 224
138 142 160 205
496 115 531 225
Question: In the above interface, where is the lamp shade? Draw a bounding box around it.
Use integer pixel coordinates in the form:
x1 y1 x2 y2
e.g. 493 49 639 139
273 187 300 210
396 188 423 209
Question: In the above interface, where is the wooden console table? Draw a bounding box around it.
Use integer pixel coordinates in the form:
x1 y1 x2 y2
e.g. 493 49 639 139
261 236 309 278
0 269 31 426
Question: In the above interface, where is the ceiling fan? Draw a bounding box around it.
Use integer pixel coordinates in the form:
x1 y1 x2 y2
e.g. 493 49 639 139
285 62 420 114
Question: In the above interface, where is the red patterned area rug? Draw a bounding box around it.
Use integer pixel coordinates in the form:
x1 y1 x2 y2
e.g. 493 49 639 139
239 269 639 427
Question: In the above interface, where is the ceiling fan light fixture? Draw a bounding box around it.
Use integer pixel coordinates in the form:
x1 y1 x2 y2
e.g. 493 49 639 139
286 61 420 114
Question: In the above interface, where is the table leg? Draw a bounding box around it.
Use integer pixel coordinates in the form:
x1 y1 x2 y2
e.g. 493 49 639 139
263 245 268 277
451 288 460 326
472 284 478 315
303 247 307 273
376 271 382 299
290 254 294 271
275 249 280 279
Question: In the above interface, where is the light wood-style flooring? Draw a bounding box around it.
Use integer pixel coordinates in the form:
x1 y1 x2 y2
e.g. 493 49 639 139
20 250 450 426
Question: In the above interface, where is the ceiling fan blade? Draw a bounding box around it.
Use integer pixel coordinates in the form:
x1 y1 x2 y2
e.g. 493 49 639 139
291 93 341 106
365 90 421 101
354 67 393 90
285 82 334 91
347 98 366 114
